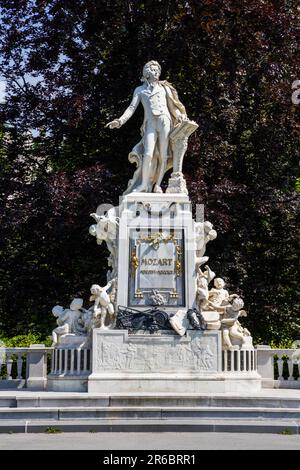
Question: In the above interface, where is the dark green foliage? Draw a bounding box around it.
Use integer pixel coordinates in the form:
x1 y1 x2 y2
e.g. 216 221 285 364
0 1 299 343
0 332 52 347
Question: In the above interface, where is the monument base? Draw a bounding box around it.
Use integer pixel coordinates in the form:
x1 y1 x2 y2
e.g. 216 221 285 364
88 329 261 393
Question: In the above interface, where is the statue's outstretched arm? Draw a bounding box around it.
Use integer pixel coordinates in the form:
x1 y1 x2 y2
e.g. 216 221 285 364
106 88 141 129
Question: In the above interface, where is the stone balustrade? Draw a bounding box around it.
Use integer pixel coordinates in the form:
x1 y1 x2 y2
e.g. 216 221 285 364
222 349 257 374
48 344 92 392
50 347 91 376
0 345 52 390
256 346 300 388
0 344 299 390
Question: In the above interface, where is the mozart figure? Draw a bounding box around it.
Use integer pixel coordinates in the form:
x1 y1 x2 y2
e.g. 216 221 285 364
106 60 195 194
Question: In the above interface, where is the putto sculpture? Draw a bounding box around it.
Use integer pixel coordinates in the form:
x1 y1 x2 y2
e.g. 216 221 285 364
106 60 198 194
51 281 117 342
89 280 116 329
51 298 84 345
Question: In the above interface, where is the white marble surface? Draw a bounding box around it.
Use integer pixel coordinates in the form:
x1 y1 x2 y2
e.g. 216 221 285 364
117 192 197 311
92 329 220 374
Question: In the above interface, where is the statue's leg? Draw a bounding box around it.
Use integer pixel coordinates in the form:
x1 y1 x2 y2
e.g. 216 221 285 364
134 123 156 192
107 303 114 315
100 307 107 328
155 116 171 189
222 328 233 349
52 330 58 345
229 325 245 343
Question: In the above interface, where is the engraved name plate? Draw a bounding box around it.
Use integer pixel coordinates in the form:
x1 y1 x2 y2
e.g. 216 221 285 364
128 228 185 306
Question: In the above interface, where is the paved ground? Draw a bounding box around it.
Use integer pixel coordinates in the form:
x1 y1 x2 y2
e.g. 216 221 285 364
0 432 300 450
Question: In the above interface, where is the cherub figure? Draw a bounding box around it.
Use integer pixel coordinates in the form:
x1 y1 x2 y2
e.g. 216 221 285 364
89 208 119 279
76 308 95 336
51 298 83 345
194 221 217 266
202 278 237 311
90 280 115 329
196 265 216 309
218 297 251 350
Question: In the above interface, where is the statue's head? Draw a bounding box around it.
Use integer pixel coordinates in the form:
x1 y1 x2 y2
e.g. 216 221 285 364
70 298 83 311
90 284 102 295
231 297 244 311
142 60 161 82
52 305 64 317
204 221 213 233
214 278 225 289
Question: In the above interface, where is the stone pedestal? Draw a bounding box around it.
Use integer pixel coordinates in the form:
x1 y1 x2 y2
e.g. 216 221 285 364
117 192 197 313
49 189 262 394
26 344 48 391
256 345 274 388
88 329 261 393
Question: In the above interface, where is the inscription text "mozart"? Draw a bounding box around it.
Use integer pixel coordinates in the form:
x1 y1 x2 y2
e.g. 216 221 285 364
141 258 173 266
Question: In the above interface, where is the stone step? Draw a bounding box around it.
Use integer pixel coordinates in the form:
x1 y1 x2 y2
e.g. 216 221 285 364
0 418 300 434
1 406 300 420
1 393 300 409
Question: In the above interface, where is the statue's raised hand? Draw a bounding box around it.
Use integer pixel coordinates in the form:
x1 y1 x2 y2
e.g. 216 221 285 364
105 119 121 129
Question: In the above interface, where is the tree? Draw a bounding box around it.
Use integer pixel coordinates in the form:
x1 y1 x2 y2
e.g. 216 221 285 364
0 0 299 343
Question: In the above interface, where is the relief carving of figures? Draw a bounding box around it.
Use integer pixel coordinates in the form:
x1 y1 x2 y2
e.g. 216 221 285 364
125 343 138 369
96 336 217 372
101 343 128 369
191 339 215 370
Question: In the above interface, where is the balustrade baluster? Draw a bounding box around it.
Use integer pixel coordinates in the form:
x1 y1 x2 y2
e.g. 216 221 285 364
77 349 81 374
54 349 58 373
0 349 5 379
6 353 13 379
58 349 63 374
70 349 74 375
250 350 254 371
83 349 87 372
287 358 294 381
277 354 284 380
240 350 245 371
237 350 241 372
16 352 23 379
223 350 228 372
246 351 249 371
51 349 55 373
64 349 68 375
